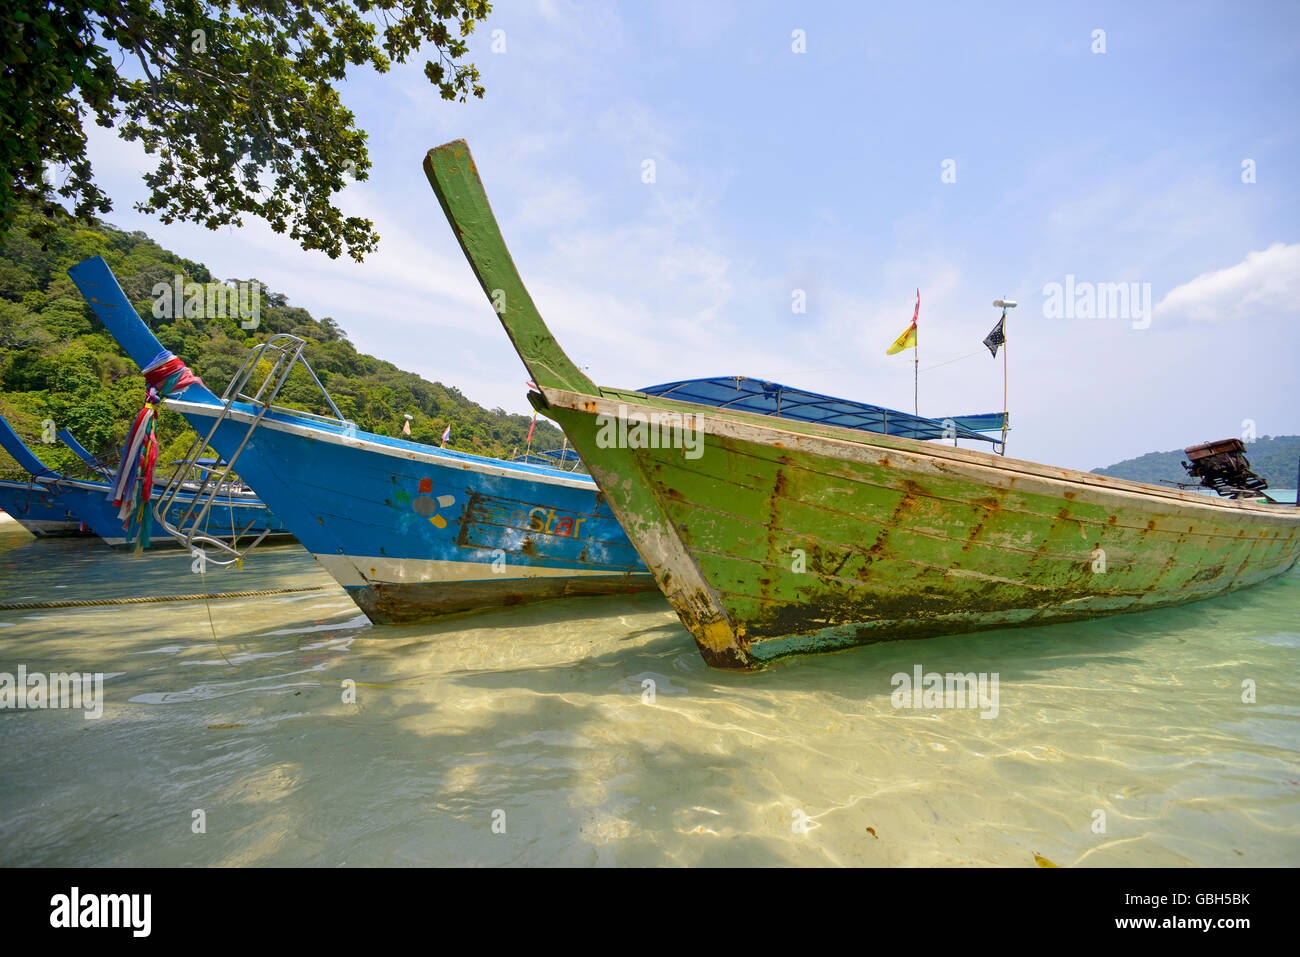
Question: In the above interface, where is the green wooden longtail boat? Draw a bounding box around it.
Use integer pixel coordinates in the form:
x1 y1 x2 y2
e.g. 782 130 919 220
423 139 1300 671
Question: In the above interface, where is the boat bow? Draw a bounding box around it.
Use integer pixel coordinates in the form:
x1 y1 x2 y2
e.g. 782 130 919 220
421 138 1300 671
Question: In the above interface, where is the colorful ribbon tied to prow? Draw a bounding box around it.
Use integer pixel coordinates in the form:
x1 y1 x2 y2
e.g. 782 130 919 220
108 350 204 551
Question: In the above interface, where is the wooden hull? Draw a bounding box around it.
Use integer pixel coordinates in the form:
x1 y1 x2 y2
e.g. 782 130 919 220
538 390 1300 669
421 137 1300 669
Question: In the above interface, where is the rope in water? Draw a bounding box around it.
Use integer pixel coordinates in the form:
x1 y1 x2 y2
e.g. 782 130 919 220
0 585 328 611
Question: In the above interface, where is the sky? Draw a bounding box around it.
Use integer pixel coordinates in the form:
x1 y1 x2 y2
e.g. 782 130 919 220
81 0 1300 471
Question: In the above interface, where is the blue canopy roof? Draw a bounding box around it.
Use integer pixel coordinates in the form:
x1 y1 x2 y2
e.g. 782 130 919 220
1259 489 1298 505
947 413 1008 434
637 376 1003 445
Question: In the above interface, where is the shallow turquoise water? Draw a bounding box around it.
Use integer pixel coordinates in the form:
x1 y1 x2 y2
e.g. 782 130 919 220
1 516 1297 866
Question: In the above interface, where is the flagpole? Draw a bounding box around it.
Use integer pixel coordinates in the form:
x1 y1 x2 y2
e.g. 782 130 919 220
888 289 921 409
914 288 920 415
992 298 1016 456
1001 320 1007 454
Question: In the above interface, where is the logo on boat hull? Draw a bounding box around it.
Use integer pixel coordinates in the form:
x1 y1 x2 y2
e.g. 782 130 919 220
392 478 455 529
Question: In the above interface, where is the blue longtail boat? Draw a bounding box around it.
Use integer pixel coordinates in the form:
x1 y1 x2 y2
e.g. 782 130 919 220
0 413 290 549
68 256 653 620
0 481 89 538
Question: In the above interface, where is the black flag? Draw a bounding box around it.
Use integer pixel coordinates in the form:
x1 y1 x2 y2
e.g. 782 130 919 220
983 311 1006 357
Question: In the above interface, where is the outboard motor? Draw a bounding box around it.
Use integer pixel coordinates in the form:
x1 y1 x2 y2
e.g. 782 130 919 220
1181 438 1268 498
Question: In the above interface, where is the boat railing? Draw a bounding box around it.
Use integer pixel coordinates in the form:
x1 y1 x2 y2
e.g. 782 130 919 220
152 334 354 565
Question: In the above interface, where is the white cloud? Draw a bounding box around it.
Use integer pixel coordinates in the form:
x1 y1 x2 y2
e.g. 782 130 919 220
514 181 594 227
1155 242 1300 322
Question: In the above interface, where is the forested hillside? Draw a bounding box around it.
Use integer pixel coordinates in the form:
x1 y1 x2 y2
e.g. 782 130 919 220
1092 435 1300 488
0 211 563 479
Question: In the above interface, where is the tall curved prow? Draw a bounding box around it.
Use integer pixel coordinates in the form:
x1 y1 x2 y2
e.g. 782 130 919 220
423 139 751 668
0 414 61 481
67 256 283 561
66 257 221 406
422 142 597 400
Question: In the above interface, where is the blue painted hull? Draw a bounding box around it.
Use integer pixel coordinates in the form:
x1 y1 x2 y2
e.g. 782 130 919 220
0 480 90 537
166 397 654 621
69 255 654 621
0 411 290 549
0 476 290 549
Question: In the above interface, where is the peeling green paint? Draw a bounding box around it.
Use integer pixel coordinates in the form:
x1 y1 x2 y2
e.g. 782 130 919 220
425 138 1300 671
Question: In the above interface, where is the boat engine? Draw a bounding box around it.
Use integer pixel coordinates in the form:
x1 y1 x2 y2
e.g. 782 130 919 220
1180 438 1268 497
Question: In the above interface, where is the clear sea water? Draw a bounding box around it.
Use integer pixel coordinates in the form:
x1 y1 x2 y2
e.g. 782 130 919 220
1 515 1297 867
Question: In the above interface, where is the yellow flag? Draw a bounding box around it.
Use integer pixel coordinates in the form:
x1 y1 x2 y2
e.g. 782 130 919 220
886 289 920 355
886 321 917 355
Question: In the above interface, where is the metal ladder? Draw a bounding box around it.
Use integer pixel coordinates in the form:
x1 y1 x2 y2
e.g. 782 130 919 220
151 334 353 565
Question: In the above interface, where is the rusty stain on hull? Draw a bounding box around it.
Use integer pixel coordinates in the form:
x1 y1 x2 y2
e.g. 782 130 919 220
550 397 1300 670
421 138 1300 671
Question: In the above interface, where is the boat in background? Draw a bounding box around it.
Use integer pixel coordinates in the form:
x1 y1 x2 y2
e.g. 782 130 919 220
0 481 89 538
0 413 290 549
423 138 1300 670
68 256 653 620
511 447 585 470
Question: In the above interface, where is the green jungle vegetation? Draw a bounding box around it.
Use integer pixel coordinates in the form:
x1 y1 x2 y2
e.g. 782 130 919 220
0 210 564 482
1093 435 1300 489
